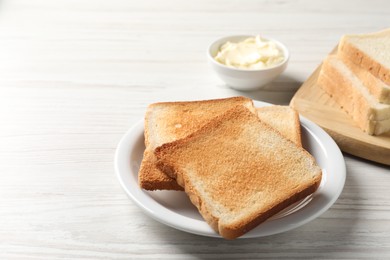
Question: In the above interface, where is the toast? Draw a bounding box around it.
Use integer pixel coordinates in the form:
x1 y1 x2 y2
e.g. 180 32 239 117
338 28 390 85
140 101 303 191
319 55 390 135
155 105 322 239
257 106 302 146
138 96 256 190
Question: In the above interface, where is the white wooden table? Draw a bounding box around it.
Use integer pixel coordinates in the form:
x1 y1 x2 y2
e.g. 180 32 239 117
1 0 390 258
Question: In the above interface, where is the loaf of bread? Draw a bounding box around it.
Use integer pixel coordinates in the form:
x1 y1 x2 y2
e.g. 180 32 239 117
317 29 390 135
319 55 390 135
155 105 322 239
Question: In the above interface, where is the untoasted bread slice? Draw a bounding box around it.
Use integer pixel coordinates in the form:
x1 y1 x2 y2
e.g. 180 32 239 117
155 105 322 239
139 96 256 190
338 28 390 85
318 71 390 135
257 106 302 146
338 53 390 104
319 55 390 135
321 55 390 120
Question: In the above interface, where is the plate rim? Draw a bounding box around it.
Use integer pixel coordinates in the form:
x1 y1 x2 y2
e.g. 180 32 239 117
115 100 346 238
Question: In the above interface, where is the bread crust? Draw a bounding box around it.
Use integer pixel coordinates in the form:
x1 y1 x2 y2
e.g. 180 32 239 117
155 105 322 239
338 51 390 104
338 29 390 85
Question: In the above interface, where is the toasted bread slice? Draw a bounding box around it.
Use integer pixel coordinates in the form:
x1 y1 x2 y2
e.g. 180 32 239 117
155 105 322 239
139 96 256 190
319 55 390 135
338 28 390 85
257 106 302 146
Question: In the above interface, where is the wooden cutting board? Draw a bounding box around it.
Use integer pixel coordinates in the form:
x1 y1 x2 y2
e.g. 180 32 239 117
290 55 390 166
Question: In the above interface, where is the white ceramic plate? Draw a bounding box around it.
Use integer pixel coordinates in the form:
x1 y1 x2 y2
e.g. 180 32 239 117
115 101 346 238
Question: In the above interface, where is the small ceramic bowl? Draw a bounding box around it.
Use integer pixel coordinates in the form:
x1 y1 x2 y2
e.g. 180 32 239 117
207 35 289 91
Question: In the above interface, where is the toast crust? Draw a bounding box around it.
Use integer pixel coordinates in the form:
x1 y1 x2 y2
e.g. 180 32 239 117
155 105 322 239
219 182 320 239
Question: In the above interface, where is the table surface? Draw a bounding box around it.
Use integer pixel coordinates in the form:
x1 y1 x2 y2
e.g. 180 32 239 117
1 0 390 259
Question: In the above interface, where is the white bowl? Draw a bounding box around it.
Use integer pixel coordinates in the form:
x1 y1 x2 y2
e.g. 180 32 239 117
207 35 289 91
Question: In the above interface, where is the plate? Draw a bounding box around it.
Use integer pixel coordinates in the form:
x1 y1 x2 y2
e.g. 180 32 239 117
115 100 346 238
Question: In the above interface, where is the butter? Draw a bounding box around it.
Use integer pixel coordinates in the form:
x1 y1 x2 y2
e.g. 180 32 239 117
214 36 285 70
